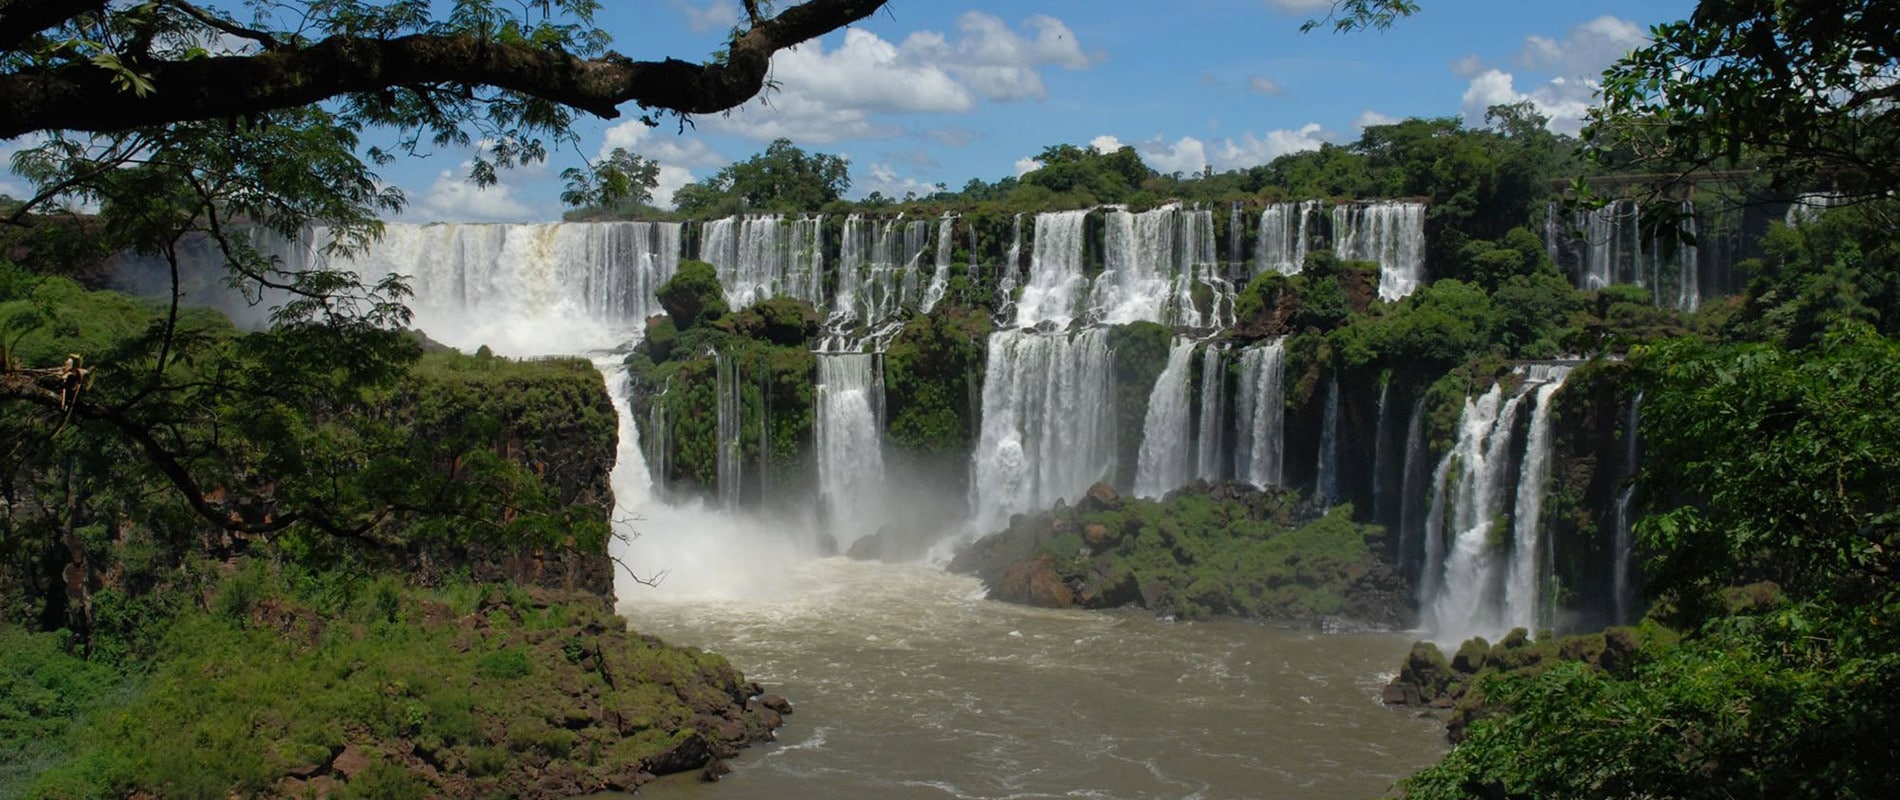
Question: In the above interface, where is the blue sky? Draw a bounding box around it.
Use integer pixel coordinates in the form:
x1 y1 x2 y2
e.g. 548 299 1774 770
1 1 1701 221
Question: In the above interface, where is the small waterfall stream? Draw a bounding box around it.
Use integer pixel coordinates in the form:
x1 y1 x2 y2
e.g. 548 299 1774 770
1316 378 1342 506
816 353 887 546
1133 337 1199 498
1233 340 1288 488
1194 344 1228 483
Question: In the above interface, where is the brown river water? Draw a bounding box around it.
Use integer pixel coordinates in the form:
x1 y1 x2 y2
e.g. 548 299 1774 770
612 558 1445 800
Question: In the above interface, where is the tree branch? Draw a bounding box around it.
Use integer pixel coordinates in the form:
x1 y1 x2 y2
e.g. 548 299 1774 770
0 0 889 139
0 0 111 52
161 0 284 51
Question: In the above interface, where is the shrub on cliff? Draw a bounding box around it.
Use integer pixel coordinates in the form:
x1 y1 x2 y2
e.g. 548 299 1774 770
656 260 729 332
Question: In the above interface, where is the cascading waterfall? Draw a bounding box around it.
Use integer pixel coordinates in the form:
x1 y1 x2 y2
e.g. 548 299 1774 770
1227 203 1245 282
645 378 671 503
970 329 1117 533
816 353 887 545
919 214 959 313
715 352 744 509
1014 210 1091 328
1371 382 1391 522
1421 366 1572 641
699 214 826 310
1502 366 1571 631
1612 391 1644 623
899 218 931 306
1174 206 1232 329
1315 379 1342 506
1561 200 1700 311
1333 202 1427 301
1420 386 1516 639
1133 337 1200 498
1396 396 1428 581
1256 201 1319 275
1233 340 1287 488
1194 344 1228 483
994 213 1026 322
833 214 906 327
1094 205 1177 324
1676 200 1700 312
253 222 681 355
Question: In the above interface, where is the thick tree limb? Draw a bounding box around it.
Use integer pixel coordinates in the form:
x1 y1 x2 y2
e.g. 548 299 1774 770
0 0 110 52
0 0 888 139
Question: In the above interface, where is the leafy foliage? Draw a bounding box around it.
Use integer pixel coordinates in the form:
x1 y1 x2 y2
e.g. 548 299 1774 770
1592 0 1900 202
674 139 851 215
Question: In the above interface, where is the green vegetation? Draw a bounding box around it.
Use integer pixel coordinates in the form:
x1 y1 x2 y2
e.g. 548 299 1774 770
883 308 992 454
673 139 853 217
15 567 774 799
627 268 822 500
951 485 1408 625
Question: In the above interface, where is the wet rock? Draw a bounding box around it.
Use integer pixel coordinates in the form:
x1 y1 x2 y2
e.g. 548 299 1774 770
757 694 794 715
701 758 731 782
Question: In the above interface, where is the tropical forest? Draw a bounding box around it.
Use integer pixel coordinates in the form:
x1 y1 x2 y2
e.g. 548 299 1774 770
0 1 1895 798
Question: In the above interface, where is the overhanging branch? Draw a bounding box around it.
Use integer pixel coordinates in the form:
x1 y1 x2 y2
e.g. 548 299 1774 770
0 0 889 139
0 0 111 52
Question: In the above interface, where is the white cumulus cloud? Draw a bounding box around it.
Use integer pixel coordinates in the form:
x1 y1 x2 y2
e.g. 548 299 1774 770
413 166 536 222
1354 109 1399 130
705 12 1097 144
1457 16 1649 135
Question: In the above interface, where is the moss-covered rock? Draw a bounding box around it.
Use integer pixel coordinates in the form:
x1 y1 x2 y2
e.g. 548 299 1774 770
949 481 1412 627
23 572 786 799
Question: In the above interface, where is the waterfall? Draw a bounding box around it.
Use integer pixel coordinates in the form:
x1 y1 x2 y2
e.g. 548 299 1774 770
1333 202 1426 301
1228 202 1245 282
1421 367 1572 641
1397 396 1428 582
1371 382 1391 523
1315 379 1342 506
1014 210 1091 329
699 214 826 311
1194 344 1228 483
1174 206 1232 328
970 329 1117 533
645 378 671 503
258 222 683 355
919 214 958 313
900 219 931 307
833 213 913 327
816 353 887 545
1677 200 1700 312
1134 337 1200 498
995 213 1026 323
1502 367 1570 631
715 353 745 509
1612 391 1644 623
1420 386 1517 639
1094 206 1176 325
1256 201 1318 275
1564 200 1701 311
1233 340 1287 488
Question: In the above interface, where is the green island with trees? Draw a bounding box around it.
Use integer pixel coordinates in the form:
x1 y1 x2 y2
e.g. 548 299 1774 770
1 0 1897 798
